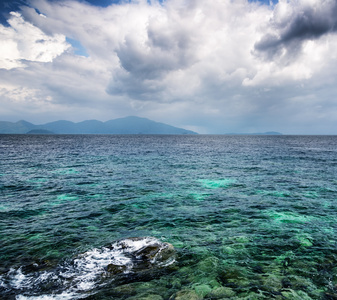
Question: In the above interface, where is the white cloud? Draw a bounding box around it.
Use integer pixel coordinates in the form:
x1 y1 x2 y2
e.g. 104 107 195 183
0 11 69 69
0 0 337 133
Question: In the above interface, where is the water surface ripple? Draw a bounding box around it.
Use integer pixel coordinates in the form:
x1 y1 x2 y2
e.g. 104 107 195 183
1 135 337 299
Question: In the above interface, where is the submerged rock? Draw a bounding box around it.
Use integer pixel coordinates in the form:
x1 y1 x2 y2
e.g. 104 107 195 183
193 284 212 297
126 294 164 300
209 286 236 298
170 289 201 300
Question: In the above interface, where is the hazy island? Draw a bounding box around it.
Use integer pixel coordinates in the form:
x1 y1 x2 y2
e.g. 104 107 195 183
0 116 197 135
225 131 282 135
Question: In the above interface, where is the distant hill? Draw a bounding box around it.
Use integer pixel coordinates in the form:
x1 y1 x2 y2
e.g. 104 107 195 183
26 129 55 134
0 120 36 134
0 116 197 135
225 131 282 135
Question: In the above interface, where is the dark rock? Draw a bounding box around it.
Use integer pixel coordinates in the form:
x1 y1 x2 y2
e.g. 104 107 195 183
134 244 163 260
252 265 265 274
107 263 127 274
21 260 54 273
324 293 337 300
282 278 292 288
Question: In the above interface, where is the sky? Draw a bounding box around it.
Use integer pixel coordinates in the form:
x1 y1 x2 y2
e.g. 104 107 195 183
0 0 337 134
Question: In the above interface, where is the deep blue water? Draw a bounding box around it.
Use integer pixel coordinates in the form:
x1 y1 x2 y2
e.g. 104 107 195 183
1 134 337 299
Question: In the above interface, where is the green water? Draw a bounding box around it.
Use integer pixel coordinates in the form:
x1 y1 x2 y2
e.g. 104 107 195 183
0 134 337 299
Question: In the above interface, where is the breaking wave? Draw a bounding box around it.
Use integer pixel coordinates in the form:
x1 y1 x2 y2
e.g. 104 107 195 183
0 237 176 299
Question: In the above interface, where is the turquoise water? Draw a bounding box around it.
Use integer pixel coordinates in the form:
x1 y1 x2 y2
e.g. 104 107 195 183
1 135 337 299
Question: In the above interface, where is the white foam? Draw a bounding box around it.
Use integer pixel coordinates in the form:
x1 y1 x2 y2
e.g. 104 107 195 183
16 291 78 300
117 237 157 252
0 275 6 288
62 244 134 291
10 268 32 289
5 237 174 300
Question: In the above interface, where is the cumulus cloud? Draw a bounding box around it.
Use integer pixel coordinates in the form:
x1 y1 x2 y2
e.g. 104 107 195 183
1 0 337 133
0 11 69 69
254 0 337 61
103 0 272 100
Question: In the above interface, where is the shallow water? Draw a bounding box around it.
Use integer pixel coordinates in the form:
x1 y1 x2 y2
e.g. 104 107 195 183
1 134 337 299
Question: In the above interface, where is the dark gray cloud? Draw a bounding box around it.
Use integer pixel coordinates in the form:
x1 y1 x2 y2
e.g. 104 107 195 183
109 16 197 100
2 0 337 134
107 70 166 100
255 0 337 60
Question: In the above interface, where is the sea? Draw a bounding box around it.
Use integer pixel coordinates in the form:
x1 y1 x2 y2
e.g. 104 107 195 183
0 134 337 299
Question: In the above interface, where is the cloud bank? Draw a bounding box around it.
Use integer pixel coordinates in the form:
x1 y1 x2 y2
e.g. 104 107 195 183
0 0 337 134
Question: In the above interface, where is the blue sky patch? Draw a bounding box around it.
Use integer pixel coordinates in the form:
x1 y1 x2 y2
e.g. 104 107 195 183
249 0 278 5
83 0 121 7
83 0 164 6
66 37 89 57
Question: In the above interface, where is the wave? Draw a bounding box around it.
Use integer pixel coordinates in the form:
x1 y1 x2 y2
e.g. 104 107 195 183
0 237 176 300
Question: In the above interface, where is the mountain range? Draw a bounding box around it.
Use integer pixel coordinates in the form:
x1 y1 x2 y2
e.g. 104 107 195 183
0 116 197 135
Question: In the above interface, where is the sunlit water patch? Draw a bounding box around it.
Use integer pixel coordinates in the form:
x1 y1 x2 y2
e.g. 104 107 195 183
198 178 236 189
